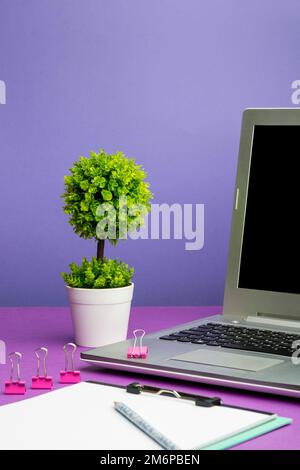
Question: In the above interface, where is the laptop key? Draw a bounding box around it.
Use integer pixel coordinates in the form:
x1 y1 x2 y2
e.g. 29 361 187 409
222 343 292 356
180 330 200 336
159 335 178 341
169 333 188 338
276 348 293 356
191 334 207 339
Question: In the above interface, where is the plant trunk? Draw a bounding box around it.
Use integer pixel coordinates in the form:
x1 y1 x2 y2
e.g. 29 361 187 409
97 240 105 261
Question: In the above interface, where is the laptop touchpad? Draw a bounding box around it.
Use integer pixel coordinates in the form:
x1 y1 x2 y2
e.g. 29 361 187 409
170 349 283 372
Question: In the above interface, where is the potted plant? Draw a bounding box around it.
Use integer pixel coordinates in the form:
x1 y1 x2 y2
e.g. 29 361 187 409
61 149 152 347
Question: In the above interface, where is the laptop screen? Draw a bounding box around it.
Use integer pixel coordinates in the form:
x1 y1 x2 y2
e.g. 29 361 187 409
238 125 300 295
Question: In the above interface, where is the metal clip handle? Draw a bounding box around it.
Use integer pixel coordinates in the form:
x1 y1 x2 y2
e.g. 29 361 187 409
35 347 48 377
156 389 181 398
63 343 77 372
9 352 22 382
132 329 145 357
126 382 222 407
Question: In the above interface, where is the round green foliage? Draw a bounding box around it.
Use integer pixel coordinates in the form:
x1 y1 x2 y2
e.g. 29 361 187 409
62 149 153 243
61 257 134 289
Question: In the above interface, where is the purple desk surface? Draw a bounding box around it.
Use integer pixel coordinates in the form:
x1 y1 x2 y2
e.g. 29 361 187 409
0 306 299 450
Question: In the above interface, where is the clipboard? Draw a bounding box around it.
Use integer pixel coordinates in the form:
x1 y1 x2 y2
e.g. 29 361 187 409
0 380 292 450
88 380 291 450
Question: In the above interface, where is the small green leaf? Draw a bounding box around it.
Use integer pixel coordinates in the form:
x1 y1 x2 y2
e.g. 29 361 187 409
80 180 89 191
80 201 89 212
101 189 112 201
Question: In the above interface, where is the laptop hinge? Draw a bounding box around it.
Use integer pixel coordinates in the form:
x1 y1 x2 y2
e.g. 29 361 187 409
246 315 300 330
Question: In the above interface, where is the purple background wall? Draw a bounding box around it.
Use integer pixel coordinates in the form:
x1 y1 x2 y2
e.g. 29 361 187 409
0 1 299 306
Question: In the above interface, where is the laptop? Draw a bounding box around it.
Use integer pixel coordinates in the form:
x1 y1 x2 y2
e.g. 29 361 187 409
81 108 300 398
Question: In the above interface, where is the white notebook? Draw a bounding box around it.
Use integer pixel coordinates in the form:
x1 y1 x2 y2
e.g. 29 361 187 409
0 382 282 450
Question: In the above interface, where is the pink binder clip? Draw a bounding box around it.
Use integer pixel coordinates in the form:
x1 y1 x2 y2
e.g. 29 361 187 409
60 343 81 384
32 347 53 389
5 352 26 395
127 329 148 359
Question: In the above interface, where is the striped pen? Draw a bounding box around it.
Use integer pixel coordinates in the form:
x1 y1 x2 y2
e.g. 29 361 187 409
114 401 180 450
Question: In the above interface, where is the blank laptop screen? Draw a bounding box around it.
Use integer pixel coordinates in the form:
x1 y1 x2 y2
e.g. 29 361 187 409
238 125 300 294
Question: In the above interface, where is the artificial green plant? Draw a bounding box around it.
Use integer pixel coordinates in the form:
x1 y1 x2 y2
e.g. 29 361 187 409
61 149 152 289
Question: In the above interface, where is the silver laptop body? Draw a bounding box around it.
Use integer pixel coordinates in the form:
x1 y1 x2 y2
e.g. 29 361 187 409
81 109 300 398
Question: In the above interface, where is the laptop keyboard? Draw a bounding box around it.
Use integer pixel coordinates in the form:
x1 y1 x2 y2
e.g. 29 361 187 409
159 322 300 357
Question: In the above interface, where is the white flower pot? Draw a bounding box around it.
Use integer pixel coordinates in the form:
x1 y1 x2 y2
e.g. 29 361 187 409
66 283 134 348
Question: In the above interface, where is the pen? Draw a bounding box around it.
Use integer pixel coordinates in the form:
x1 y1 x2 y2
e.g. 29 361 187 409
114 401 180 450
